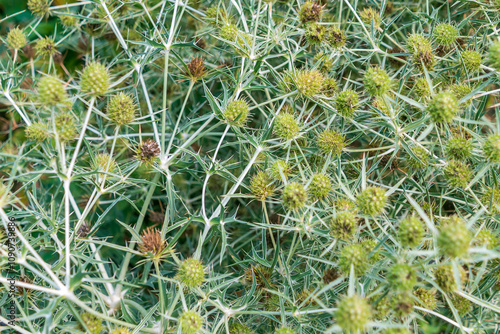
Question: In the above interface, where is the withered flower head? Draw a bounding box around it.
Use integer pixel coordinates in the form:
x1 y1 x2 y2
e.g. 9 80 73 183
139 227 167 255
77 222 91 238
186 56 207 81
137 139 161 165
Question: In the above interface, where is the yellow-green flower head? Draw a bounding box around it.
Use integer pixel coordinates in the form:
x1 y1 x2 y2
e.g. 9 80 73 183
250 171 275 201
110 328 131 334
220 24 239 41
36 37 57 58
38 76 69 107
407 34 431 54
269 160 292 181
426 91 459 123
443 160 471 188
274 112 300 140
371 294 390 320
176 258 205 288
363 67 392 96
356 186 387 216
224 99 249 127
335 89 359 117
413 48 437 72
305 23 326 45
80 312 103 334
275 327 296 334
482 187 500 214
413 78 431 99
229 323 254 334
93 153 117 176
25 122 49 143
483 134 500 163
387 263 417 291
294 69 325 97
322 77 339 97
435 264 466 292
282 182 307 210
316 129 345 156
28 0 51 17
334 295 372 333
474 229 498 249
339 243 369 275
326 27 346 49
433 23 458 46
80 61 110 97
6 28 27 50
107 92 136 126
382 329 411 334
488 41 500 71
372 97 390 115
179 310 203 334
414 287 437 310
449 83 473 106
390 292 414 318
461 50 482 73
299 1 323 23
407 146 429 169
308 173 331 200
313 52 334 73
329 211 357 240
438 215 471 258
398 216 424 248
59 14 77 28
450 294 472 316
55 112 77 142
446 137 472 160
360 7 381 29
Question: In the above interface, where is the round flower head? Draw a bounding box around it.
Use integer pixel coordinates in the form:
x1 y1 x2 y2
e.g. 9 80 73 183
137 139 161 165
299 1 323 23
461 50 482 73
274 112 300 140
275 327 296 334
482 187 500 214
229 323 254 334
282 182 307 210
356 186 387 216
426 91 459 123
139 227 167 256
38 76 69 107
474 229 498 249
437 215 471 258
450 83 473 106
176 258 205 288
25 122 49 143
450 294 472 316
179 310 203 334
269 160 292 181
414 287 437 310
80 312 103 334
110 328 131 334
326 27 346 49
220 24 239 41
363 67 392 96
339 243 369 275
316 129 345 156
443 160 472 188
398 216 424 248
445 137 472 160
407 146 429 169
185 56 207 81
59 14 77 28
360 7 381 29
80 61 110 97
413 48 437 72
36 37 57 58
6 28 26 50
313 52 333 73
224 99 249 127
335 295 372 333
93 153 116 180
329 211 357 240
308 173 331 200
322 77 339 97
250 171 275 201
28 0 51 17
107 92 136 126
55 112 77 142
383 329 411 334
391 292 414 318
413 78 431 99
488 41 500 71
372 97 390 115
435 264 466 292
433 23 458 46
387 263 417 291
483 134 500 163
294 69 324 97
305 23 326 45
407 34 431 54
335 89 359 117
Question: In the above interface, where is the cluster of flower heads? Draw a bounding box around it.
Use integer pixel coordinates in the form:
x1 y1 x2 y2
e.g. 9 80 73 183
1 0 500 333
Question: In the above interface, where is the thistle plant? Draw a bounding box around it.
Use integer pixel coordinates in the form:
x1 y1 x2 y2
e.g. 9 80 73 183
1 0 499 333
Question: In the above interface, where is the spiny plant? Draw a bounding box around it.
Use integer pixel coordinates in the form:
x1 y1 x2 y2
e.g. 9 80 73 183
0 0 499 333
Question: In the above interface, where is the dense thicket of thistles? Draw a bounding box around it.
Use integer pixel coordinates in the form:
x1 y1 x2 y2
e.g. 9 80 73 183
0 0 499 333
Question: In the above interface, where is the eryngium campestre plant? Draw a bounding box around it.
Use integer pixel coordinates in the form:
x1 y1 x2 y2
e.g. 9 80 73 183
1 0 499 333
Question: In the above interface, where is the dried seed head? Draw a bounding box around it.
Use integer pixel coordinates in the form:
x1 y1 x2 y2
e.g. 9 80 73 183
434 23 459 46
308 173 331 200
139 227 167 255
316 129 345 156
28 0 51 17
387 263 417 291
339 243 369 275
443 160 472 188
426 91 459 123
54 112 77 142
329 211 357 240
335 89 359 118
269 160 292 181
186 56 207 81
360 7 381 29
413 287 437 310
363 66 392 96
36 37 57 58
356 186 387 216
6 27 27 50
107 92 136 126
223 99 249 127
80 61 110 97
137 140 161 165
294 69 325 97
77 221 91 238
177 258 205 288
25 122 49 143
398 216 424 248
274 112 300 140
322 268 340 284
37 76 69 107
282 182 307 210
461 50 482 73
299 2 323 23
445 137 472 160
483 134 500 163
80 312 103 334
437 215 471 258
179 310 203 334
250 171 275 201
334 295 372 333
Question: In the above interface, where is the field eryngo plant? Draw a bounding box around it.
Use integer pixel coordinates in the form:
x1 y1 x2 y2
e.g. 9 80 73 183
0 0 500 333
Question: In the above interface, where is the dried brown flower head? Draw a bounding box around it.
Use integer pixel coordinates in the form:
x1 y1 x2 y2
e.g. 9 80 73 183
77 222 91 238
137 140 161 164
139 227 167 255
186 56 207 81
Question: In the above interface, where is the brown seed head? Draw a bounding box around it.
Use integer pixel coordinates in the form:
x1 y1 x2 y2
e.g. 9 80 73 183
186 56 206 81
137 140 161 164
139 227 167 255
